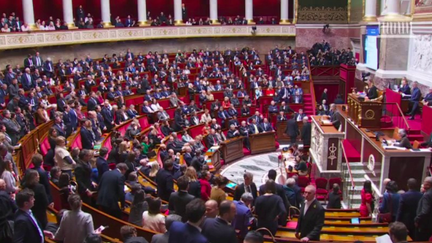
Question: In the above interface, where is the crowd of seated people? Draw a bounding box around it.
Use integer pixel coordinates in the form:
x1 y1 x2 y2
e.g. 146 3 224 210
0 44 313 240
308 40 356 66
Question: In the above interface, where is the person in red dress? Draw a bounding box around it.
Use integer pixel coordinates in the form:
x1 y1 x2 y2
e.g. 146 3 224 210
359 180 374 217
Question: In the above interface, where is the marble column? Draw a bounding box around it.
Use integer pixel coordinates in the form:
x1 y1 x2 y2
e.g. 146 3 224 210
137 0 148 26
101 0 112 27
62 0 75 28
363 0 377 21
280 0 289 24
382 0 400 15
22 0 35 28
245 0 254 24
210 0 219 24
174 0 183 25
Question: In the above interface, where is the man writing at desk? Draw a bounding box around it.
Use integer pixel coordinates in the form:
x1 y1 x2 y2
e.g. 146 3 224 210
389 129 412 149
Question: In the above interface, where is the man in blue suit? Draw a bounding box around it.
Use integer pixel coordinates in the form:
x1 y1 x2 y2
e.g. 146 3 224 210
13 189 54 243
69 106 79 131
396 178 422 240
408 81 421 120
168 199 208 243
232 193 254 238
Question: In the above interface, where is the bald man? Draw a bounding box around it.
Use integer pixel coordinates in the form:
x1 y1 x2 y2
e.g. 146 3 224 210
202 200 237 243
205 200 218 218
295 185 324 242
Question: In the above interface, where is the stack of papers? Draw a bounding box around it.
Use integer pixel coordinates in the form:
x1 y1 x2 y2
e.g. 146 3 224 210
383 145 407 150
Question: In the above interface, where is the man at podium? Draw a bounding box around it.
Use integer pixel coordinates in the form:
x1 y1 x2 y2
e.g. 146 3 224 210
367 80 378 100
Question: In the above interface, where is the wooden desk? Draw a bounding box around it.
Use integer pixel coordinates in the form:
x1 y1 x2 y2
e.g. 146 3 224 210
205 148 221 171
250 131 276 154
339 106 432 193
220 137 244 164
347 93 382 128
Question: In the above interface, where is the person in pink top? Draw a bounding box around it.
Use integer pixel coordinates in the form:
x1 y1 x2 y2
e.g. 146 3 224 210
359 180 374 217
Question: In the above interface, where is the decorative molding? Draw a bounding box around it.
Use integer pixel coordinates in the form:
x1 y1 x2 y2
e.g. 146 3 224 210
298 6 348 23
0 25 296 50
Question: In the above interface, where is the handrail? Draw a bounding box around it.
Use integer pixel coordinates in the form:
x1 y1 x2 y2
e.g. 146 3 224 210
340 141 356 209
305 54 317 116
383 102 410 131
393 102 410 131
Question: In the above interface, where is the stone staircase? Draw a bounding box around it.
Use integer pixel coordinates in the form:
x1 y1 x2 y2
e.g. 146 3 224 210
341 162 381 209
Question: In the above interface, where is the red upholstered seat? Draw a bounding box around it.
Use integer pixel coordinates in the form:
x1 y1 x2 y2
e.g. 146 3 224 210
138 116 149 128
71 133 82 149
315 177 328 195
118 125 128 137
108 163 116 170
275 141 280 149
297 176 309 192
125 96 144 107
40 138 49 156
243 148 251 156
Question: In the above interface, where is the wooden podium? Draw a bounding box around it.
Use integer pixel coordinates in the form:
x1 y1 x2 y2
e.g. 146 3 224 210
205 148 221 172
250 131 276 155
220 137 244 164
347 93 382 128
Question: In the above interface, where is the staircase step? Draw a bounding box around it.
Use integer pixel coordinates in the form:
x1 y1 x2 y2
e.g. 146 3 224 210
408 134 424 142
407 129 422 135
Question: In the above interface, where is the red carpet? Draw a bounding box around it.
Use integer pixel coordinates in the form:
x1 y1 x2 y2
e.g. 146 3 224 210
342 140 360 162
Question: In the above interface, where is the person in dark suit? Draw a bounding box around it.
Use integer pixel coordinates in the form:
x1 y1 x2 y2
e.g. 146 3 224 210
96 147 109 183
156 160 175 201
320 88 328 103
366 80 379 100
101 103 114 131
328 104 341 130
396 178 422 239
301 116 311 146
120 225 149 243
87 93 98 111
233 172 258 201
259 118 274 132
295 185 325 241
168 199 208 243
13 189 54 243
259 170 290 225
255 180 287 235
414 176 432 241
285 115 299 144
399 78 411 96
21 170 50 230
74 149 96 204
227 125 241 139
396 129 412 149
326 184 342 209
28 154 52 203
202 200 237 243
169 176 195 220
408 81 421 120
207 129 219 147
81 120 95 150
97 163 127 219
